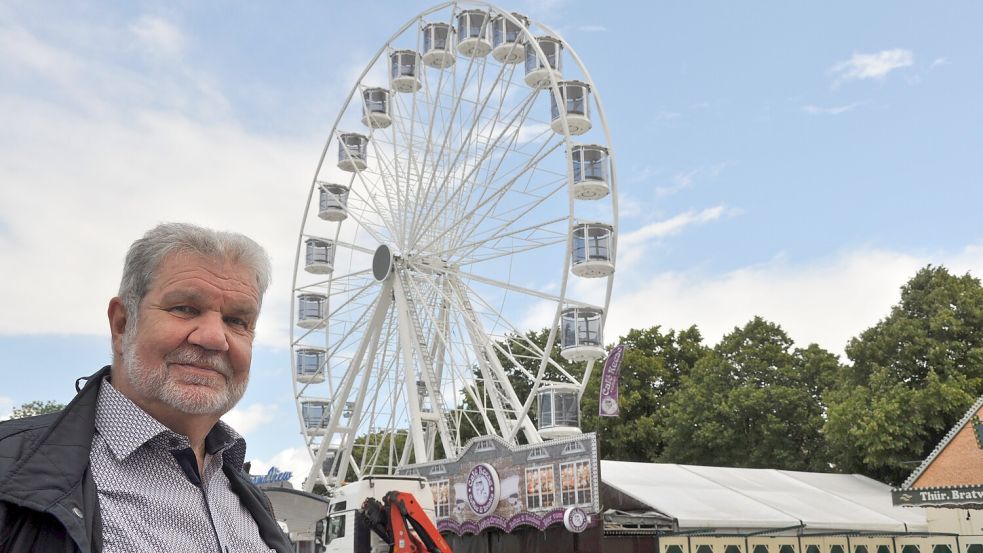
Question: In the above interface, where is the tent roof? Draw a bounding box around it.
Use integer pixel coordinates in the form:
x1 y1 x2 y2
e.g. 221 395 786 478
601 461 927 533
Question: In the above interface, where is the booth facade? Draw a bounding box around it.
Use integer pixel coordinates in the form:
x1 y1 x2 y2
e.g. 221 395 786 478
893 395 983 547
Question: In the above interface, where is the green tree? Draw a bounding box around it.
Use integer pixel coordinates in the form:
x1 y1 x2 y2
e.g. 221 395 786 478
825 265 983 484
580 325 706 462
9 400 65 419
660 317 839 471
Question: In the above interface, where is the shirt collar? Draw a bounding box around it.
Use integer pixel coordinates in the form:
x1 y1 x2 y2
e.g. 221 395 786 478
95 375 247 467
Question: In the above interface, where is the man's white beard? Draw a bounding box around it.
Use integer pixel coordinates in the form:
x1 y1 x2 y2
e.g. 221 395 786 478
120 324 247 416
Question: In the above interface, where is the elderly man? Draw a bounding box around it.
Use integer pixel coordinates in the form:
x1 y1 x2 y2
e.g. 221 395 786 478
0 223 292 553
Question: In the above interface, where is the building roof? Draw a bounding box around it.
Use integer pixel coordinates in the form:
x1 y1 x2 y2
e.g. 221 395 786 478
901 395 983 490
601 461 927 533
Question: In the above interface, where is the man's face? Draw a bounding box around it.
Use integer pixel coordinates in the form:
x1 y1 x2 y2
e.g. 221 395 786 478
115 252 261 417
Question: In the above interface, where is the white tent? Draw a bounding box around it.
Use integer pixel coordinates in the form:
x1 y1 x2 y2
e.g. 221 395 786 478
601 461 927 533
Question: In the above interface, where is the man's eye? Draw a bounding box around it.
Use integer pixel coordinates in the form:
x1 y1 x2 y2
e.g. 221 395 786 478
225 317 249 328
171 306 198 315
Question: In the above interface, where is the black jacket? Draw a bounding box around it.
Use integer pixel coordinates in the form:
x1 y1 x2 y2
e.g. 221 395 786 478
0 367 293 553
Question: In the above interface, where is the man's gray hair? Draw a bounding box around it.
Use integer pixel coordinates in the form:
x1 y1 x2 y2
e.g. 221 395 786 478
119 223 272 320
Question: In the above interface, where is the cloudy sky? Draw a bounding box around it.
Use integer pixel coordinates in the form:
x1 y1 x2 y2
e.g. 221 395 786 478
1 1 980 485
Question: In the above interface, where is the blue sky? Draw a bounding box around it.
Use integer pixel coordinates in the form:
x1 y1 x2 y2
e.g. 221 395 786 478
1 1 981 482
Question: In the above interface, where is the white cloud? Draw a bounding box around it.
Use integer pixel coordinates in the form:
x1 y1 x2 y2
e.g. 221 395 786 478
930 57 950 68
605 244 983 358
621 206 727 247
655 163 730 197
249 446 314 490
830 49 913 84
0 17 331 349
0 95 313 348
223 403 279 434
609 206 731 278
626 165 660 184
0 396 14 421
801 103 860 116
130 15 185 58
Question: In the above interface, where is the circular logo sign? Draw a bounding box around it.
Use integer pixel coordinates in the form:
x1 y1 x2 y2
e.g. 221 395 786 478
563 506 590 533
466 463 500 515
600 397 618 416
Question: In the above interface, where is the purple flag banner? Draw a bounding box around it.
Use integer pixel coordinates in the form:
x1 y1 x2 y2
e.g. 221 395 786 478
598 344 626 417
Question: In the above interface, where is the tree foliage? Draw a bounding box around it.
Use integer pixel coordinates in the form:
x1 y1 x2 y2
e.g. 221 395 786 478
579 325 706 462
824 265 983 484
658 317 839 471
9 400 65 419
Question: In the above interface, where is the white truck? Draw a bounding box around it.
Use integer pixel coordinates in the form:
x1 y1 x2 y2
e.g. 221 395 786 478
323 475 448 553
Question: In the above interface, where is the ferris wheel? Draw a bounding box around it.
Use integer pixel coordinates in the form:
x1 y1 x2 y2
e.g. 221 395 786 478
290 1 618 491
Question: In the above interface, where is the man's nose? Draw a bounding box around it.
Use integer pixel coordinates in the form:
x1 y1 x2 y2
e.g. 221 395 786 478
188 312 230 352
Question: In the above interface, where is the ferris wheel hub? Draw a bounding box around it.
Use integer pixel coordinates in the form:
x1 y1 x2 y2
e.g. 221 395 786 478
373 244 394 281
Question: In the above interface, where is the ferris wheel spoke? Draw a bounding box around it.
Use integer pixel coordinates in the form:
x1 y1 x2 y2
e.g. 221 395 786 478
443 206 567 261
327 181 394 247
444 63 524 249
445 137 565 252
452 275 581 386
456 235 568 267
416 132 564 256
363 139 408 242
409 267 538 440
409 79 541 252
402 268 518 439
448 268 593 308
441 46 497 237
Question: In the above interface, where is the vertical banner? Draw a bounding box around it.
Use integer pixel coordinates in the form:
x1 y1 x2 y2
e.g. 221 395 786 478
598 344 626 417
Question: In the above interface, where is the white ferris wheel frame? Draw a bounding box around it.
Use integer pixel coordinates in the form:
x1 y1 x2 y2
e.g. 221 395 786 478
288 0 619 491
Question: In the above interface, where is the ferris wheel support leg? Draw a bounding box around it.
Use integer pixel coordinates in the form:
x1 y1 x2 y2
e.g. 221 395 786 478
333 295 391 484
302 279 394 492
392 276 431 464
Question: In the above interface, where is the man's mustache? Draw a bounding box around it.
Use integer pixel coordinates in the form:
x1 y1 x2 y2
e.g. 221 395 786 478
165 346 232 377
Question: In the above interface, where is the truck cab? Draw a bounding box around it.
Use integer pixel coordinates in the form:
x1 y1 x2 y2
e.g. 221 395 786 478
324 475 436 553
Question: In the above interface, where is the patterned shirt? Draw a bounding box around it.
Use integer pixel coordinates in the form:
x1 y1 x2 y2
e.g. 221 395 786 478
89 377 274 552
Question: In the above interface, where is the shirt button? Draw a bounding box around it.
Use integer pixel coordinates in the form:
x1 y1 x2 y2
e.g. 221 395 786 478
72 507 84 518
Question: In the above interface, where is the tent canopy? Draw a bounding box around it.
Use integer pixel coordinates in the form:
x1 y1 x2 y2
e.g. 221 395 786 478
601 461 927 533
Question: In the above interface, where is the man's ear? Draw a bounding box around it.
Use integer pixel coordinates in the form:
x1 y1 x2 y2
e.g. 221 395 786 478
108 297 129 359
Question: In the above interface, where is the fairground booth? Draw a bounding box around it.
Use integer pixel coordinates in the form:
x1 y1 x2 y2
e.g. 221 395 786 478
893 395 983 549
390 433 962 553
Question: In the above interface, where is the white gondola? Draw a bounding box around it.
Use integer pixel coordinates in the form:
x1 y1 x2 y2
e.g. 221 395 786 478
524 36 562 87
550 80 592 135
571 222 614 278
491 13 528 64
337 132 368 172
302 400 331 435
295 347 326 384
317 182 349 222
361 87 391 128
422 22 455 68
390 49 421 93
297 292 327 329
560 306 605 363
305 238 335 274
537 383 582 439
571 144 610 200
456 9 491 57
